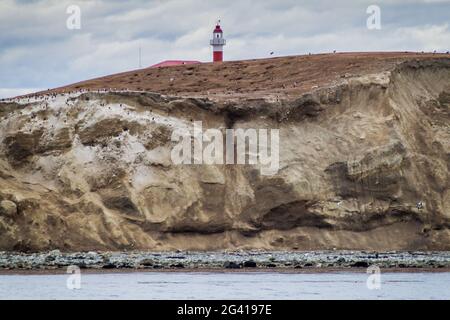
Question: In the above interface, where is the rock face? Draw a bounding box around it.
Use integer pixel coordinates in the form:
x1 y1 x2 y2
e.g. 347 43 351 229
0 56 449 251
0 200 17 217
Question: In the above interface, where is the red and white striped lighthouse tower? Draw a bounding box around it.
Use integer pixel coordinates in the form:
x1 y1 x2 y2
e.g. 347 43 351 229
210 21 226 62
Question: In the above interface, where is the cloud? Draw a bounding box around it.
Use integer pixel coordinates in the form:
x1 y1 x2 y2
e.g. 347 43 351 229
0 0 449 98
396 23 450 51
0 88 44 99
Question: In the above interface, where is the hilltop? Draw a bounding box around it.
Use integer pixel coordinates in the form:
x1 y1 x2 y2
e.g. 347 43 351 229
31 51 450 101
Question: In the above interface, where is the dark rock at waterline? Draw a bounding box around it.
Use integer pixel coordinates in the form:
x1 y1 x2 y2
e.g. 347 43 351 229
336 257 346 264
427 260 436 266
45 255 56 262
266 263 277 268
170 263 185 268
224 261 241 269
102 263 116 269
140 259 154 267
118 263 134 268
56 262 70 267
243 260 257 268
351 261 369 268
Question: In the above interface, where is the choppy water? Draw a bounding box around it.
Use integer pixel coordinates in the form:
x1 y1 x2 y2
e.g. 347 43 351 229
1 272 449 299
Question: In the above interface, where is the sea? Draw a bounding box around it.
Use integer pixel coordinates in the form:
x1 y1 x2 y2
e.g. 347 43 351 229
1 271 449 300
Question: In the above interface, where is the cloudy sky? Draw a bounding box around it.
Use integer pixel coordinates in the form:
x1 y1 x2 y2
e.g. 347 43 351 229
1 0 449 98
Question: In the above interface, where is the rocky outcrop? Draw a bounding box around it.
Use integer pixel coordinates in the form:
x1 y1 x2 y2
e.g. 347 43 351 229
0 200 17 217
0 58 449 251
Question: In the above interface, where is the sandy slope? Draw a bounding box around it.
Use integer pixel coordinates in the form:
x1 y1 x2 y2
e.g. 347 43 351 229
0 53 449 251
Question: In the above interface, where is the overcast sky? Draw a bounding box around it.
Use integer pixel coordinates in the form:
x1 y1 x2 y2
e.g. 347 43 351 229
1 0 449 98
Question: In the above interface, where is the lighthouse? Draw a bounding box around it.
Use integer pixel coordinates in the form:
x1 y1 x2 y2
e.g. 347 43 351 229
210 21 226 62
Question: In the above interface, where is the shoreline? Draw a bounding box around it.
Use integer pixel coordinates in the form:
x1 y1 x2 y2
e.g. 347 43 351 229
1 250 450 275
2 266 450 275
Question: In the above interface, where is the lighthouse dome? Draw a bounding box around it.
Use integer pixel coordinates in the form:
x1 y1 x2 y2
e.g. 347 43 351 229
213 24 223 33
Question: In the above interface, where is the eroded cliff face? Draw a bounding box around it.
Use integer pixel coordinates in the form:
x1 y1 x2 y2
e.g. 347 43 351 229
0 59 449 251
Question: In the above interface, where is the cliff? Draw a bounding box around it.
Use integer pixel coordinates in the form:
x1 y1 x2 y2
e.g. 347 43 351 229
0 53 449 251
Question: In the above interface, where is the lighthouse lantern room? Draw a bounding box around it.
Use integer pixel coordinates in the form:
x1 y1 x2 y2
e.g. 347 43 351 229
210 21 226 62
